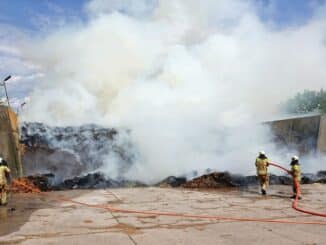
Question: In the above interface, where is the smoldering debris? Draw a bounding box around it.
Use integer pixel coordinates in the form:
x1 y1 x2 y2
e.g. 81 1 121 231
18 172 147 191
182 172 236 188
19 122 326 191
22 171 326 192
180 172 294 188
315 171 326 183
16 172 227 191
56 172 147 190
26 174 54 191
317 171 326 178
160 172 326 189
20 122 137 183
156 176 187 188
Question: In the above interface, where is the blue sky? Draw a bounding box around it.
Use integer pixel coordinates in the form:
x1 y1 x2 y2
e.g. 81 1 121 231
257 0 326 26
0 0 87 32
0 0 325 32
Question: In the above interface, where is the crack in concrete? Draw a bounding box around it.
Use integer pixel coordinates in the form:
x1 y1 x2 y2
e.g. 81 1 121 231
106 190 138 245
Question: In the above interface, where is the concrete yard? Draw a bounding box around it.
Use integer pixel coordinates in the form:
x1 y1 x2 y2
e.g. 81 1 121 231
0 185 325 245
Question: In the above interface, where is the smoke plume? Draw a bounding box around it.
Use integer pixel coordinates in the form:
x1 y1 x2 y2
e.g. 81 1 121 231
20 0 326 182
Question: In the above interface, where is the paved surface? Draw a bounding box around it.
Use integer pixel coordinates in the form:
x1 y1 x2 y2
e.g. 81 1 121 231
0 185 326 244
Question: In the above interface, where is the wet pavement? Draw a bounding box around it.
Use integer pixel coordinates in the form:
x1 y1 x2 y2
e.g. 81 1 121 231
0 185 325 244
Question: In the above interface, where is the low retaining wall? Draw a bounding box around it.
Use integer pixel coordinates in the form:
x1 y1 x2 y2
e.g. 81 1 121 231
268 115 326 154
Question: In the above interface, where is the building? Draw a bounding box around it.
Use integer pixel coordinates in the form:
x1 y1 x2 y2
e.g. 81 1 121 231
0 105 23 177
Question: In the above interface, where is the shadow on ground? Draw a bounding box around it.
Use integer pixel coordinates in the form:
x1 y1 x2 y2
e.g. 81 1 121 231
0 190 89 237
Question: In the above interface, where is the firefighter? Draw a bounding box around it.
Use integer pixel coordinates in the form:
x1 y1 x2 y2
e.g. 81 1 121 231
255 151 270 195
0 158 11 206
290 156 302 199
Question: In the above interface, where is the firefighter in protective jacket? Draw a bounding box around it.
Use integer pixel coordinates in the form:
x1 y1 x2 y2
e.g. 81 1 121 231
255 151 270 195
290 156 302 199
0 158 11 206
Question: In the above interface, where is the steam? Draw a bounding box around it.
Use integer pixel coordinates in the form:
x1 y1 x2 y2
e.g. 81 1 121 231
20 0 326 182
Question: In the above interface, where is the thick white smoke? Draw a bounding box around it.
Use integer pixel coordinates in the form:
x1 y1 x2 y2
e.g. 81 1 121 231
20 0 326 182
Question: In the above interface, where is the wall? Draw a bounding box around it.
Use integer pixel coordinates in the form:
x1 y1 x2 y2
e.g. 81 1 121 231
0 105 23 177
268 114 326 154
317 115 326 153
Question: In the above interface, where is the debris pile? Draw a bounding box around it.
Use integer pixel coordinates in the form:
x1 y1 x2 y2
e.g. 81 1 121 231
10 179 41 193
269 175 292 185
56 172 146 190
317 170 326 178
25 174 54 191
11 169 326 192
53 173 146 190
182 172 236 188
176 171 326 189
13 172 147 191
316 171 326 183
18 122 326 190
57 172 116 189
156 176 187 187
20 122 137 182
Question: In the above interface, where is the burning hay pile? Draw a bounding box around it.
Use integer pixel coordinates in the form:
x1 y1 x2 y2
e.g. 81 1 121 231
182 172 236 188
10 179 41 193
17 123 326 191
20 122 136 183
56 172 147 190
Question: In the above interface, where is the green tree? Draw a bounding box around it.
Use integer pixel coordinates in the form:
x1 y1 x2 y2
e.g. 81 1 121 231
319 90 326 113
282 89 326 114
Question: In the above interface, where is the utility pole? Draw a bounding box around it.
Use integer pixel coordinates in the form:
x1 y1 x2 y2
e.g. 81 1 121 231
2 75 12 108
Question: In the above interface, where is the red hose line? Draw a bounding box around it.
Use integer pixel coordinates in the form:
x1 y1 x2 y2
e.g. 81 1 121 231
55 195 326 225
269 162 291 174
270 162 326 218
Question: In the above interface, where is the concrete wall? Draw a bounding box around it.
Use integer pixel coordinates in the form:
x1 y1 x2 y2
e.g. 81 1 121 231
268 114 326 154
317 116 326 153
0 105 23 177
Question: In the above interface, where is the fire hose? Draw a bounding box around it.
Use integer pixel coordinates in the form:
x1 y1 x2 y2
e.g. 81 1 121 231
269 162 326 218
10 163 326 226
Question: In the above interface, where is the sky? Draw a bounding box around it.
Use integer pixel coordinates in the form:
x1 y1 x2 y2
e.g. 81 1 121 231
0 0 324 30
0 0 87 31
0 0 325 109
257 0 325 26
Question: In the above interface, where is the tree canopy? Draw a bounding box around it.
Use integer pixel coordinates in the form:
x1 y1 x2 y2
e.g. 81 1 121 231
282 89 326 114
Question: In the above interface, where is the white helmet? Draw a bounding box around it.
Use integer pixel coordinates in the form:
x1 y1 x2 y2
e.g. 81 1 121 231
292 155 299 161
259 151 266 156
